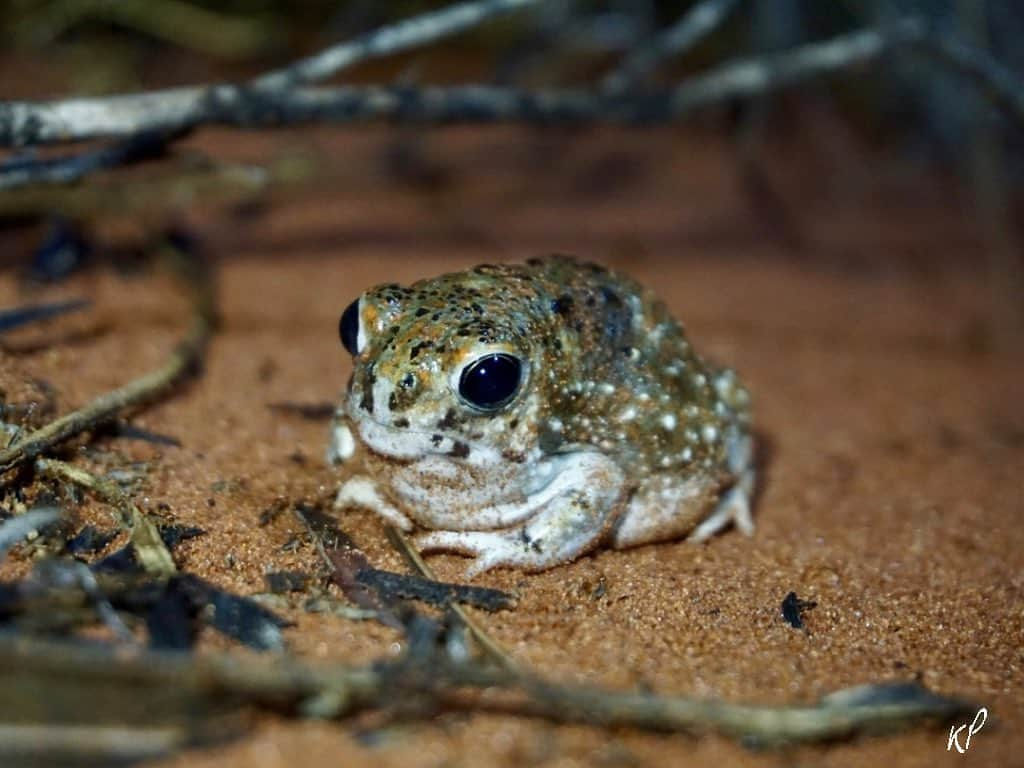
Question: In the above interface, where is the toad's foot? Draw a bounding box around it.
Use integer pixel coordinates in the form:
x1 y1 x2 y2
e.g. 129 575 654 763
686 482 754 543
415 451 625 575
334 475 413 530
688 429 755 543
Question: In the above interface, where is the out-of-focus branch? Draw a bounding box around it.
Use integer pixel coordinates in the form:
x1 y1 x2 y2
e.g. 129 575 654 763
0 0 541 148
253 0 541 90
0 14 1021 190
0 299 90 334
0 128 183 191
667 17 1024 121
22 20 1016 135
0 248 215 481
918 27 1024 125
0 632 974 760
602 0 742 94
12 0 281 59
3 18 1021 143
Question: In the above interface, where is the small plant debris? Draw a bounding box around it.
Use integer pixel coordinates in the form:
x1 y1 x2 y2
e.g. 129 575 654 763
105 421 183 447
356 567 513 613
325 541 405 631
26 217 93 283
0 298 91 335
64 524 118 555
781 591 818 629
264 570 309 594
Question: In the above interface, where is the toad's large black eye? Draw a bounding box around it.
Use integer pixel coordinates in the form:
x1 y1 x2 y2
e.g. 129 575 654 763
458 353 522 411
339 299 361 355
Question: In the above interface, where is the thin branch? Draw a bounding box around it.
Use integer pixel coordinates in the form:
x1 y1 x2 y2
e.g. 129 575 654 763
252 0 541 90
916 25 1024 123
456 671 974 746
386 525 519 671
2 18 1021 149
602 0 742 94
662 19 926 115
0 0 541 148
34 458 177 577
0 251 215 480
0 128 183 191
0 299 90 334
0 13 1020 195
666 17 1024 122
0 158 277 219
0 632 973 756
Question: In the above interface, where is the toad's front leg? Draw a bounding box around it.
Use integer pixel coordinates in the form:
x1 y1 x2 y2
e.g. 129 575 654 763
415 452 625 575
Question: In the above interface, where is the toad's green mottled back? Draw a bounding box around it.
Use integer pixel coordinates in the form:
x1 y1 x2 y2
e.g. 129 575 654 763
329 256 754 574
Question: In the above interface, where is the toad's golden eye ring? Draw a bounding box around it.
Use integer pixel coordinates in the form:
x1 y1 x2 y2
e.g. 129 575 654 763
457 353 522 411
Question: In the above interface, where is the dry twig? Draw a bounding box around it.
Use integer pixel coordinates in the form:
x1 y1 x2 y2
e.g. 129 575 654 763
0 3 1020 193
0 250 214 480
387 525 518 670
34 458 176 576
0 128 182 191
252 0 541 91
0 299 90 334
0 632 973 765
0 0 542 149
602 0 742 94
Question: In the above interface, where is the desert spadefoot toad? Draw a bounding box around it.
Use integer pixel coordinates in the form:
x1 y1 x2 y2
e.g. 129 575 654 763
329 256 754 574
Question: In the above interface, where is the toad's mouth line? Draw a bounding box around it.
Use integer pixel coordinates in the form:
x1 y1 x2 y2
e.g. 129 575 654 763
353 413 504 467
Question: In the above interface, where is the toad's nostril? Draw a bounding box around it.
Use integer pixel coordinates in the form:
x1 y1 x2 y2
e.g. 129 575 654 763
359 387 374 414
358 364 376 414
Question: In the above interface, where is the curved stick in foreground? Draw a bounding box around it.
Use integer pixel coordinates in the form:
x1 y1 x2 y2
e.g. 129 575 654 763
0 256 215 480
0 633 974 756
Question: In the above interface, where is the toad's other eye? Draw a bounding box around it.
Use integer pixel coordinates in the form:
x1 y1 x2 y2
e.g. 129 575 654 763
458 353 522 411
339 299 361 355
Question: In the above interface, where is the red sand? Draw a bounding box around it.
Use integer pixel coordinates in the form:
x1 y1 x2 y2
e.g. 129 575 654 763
1 126 1021 768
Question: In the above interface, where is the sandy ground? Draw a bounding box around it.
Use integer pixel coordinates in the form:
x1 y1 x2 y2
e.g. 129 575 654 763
1 126 1021 767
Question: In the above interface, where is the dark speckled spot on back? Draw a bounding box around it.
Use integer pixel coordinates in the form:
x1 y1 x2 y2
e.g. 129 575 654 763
601 287 622 307
597 286 633 350
551 295 573 316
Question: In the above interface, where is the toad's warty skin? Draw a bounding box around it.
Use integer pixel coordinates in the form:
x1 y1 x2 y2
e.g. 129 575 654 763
329 256 754 574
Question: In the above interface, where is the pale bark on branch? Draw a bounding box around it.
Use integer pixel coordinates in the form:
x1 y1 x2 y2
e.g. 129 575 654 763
0 4 1020 190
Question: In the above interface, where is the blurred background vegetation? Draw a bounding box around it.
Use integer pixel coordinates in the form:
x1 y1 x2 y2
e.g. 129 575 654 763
1 0 1021 170
1 0 1020 316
